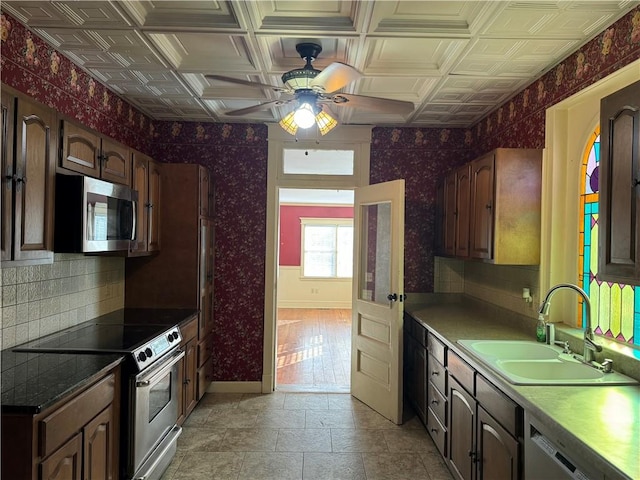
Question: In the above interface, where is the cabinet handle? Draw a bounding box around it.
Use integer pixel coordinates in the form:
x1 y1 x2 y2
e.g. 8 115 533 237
634 179 640 187
431 370 439 376
430 427 439 434
485 203 492 210
431 399 439 405
469 451 479 463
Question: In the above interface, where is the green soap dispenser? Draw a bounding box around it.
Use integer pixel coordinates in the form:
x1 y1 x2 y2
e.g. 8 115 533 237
536 314 547 342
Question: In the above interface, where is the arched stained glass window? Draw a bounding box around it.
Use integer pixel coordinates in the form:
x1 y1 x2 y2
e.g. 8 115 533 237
579 128 639 346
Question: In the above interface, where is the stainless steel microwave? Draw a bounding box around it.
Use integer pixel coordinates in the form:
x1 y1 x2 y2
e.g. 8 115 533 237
54 174 137 253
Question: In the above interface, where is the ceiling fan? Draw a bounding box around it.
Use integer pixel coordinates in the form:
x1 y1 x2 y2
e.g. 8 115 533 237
205 42 414 135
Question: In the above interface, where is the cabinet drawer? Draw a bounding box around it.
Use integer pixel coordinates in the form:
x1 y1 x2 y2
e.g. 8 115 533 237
476 374 522 437
428 353 447 396
39 373 115 458
428 380 447 425
447 351 475 395
427 332 446 365
197 334 213 367
197 356 214 400
427 407 447 458
180 317 198 343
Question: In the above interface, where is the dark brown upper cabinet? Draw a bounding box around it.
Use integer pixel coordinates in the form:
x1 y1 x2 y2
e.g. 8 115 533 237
1 86 56 264
599 80 640 284
60 118 131 186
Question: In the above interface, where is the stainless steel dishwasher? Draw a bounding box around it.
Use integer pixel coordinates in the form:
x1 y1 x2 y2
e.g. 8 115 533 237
524 412 603 480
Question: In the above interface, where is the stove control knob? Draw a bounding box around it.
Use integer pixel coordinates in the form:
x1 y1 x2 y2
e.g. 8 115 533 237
145 347 153 359
172 332 180 341
138 351 147 362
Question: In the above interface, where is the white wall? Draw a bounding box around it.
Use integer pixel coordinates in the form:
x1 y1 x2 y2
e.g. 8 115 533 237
277 266 352 309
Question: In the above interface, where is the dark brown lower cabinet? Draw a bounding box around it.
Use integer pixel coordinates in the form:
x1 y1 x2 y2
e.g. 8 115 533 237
448 377 476 480
403 315 427 425
404 315 523 480
2 368 120 480
40 433 83 480
177 316 199 425
478 406 520 480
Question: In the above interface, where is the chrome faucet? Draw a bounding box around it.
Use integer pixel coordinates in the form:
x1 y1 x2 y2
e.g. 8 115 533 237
538 283 602 363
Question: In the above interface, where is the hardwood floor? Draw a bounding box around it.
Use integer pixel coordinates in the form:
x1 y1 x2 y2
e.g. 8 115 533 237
276 308 351 393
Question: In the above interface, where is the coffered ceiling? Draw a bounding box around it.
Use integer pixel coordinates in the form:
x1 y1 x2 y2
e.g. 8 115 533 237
2 1 637 127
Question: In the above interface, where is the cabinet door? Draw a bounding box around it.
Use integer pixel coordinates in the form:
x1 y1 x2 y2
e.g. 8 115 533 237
599 80 640 283
13 96 55 262
184 338 198 417
100 137 130 185
414 341 427 424
147 159 162 252
470 153 495 260
199 218 215 337
61 120 100 177
449 377 476 480
455 165 471 257
1 91 15 262
83 405 117 480
442 171 457 256
199 166 211 217
131 153 149 253
477 407 519 480
40 432 82 480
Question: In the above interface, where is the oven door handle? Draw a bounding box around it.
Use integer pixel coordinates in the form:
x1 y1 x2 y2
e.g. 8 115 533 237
135 349 185 388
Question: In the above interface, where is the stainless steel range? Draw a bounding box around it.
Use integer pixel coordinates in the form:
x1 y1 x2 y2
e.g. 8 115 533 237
14 316 185 480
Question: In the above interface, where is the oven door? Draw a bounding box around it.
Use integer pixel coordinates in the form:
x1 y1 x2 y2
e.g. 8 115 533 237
129 348 184 477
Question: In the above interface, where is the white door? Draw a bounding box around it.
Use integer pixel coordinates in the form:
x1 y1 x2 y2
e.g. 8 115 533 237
351 179 405 424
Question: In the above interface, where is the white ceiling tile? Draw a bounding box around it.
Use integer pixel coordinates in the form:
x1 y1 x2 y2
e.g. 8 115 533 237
2 0 637 128
246 0 358 32
3 1 131 28
148 33 256 73
362 38 468 75
118 0 242 30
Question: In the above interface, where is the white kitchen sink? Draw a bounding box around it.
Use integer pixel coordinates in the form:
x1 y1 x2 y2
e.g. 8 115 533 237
457 339 638 386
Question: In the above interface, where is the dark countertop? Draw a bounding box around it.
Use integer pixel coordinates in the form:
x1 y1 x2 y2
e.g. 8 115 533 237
406 297 640 480
1 350 124 414
1 307 199 415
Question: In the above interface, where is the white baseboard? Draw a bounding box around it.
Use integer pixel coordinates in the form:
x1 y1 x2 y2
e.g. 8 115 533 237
207 381 263 394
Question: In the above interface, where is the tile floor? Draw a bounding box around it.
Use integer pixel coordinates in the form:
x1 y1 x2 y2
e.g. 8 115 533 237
161 391 454 480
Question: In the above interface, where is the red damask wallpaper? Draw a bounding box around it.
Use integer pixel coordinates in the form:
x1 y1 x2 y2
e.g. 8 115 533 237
2 7 639 382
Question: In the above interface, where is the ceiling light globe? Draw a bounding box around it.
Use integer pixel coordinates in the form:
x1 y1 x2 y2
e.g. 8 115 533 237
293 104 316 129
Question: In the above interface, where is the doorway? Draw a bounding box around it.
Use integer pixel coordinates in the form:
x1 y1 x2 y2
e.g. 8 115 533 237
262 124 373 395
276 188 354 392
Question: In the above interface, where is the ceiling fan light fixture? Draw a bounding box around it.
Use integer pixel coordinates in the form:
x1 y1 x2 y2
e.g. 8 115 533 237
292 103 316 129
315 110 338 136
281 69 319 90
278 111 299 135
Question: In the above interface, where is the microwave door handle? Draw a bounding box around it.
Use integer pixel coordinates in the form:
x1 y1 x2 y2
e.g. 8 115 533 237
131 199 137 241
87 203 94 240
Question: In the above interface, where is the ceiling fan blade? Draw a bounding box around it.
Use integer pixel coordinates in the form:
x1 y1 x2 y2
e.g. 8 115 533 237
224 99 292 116
206 75 289 93
310 62 362 93
324 93 414 115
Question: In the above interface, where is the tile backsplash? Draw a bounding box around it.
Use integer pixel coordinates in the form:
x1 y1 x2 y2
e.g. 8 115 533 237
435 256 540 320
0 254 124 350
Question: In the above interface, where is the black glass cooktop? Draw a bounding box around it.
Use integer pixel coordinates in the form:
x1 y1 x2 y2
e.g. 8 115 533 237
12 308 196 357
13 323 171 354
